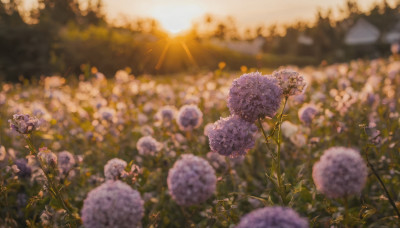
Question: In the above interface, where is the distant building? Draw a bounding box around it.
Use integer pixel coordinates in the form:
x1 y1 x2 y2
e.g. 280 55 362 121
344 18 380 45
297 34 313 45
210 36 265 55
385 21 400 44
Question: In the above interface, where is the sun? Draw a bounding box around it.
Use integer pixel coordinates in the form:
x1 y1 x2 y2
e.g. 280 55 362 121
150 3 204 35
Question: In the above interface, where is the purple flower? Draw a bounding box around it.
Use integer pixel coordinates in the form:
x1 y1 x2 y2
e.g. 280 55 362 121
272 69 306 97
9 114 40 134
206 151 244 171
14 158 32 178
81 180 144 228
104 158 127 180
136 136 161 156
236 206 308 228
312 147 368 198
298 104 318 125
58 151 76 175
177 105 203 131
38 147 57 168
228 72 282 122
167 154 216 206
97 107 116 122
208 115 257 157
156 106 176 125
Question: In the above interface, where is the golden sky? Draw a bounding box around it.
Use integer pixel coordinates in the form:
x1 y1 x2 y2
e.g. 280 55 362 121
23 0 395 33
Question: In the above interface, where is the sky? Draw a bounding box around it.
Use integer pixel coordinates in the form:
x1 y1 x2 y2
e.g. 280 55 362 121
22 0 395 33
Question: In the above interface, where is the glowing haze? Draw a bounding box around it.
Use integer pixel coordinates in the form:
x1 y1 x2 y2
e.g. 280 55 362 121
23 0 394 34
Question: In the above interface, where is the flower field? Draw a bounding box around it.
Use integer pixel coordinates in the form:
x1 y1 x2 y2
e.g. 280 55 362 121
1 58 400 227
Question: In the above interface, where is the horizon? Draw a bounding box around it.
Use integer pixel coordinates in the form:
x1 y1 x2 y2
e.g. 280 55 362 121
22 0 396 34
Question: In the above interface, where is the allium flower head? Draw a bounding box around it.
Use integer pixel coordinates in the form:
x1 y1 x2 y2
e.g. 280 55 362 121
136 136 161 156
15 158 32 178
298 104 318 125
38 147 57 167
81 180 144 228
203 123 214 136
155 106 176 125
272 69 306 97
206 151 227 170
228 72 282 122
9 114 40 134
208 115 257 157
177 105 203 131
97 107 116 122
58 151 76 174
236 206 309 228
312 147 368 198
281 121 299 138
104 158 127 180
167 154 216 206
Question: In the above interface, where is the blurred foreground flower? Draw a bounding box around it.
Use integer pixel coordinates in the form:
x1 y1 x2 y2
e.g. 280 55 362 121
236 206 308 228
136 136 161 156
104 158 127 180
81 180 144 228
312 147 367 198
298 104 318 125
58 151 76 175
167 154 216 206
38 147 58 168
177 105 203 131
9 114 40 134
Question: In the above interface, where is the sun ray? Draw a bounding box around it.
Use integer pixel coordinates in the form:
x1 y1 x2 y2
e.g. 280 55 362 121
180 41 197 68
155 42 171 70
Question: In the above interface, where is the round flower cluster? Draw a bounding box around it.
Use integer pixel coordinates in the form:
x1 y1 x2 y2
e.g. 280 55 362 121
167 154 216 206
136 136 161 156
38 147 57 167
104 158 127 180
9 114 40 134
281 121 299 138
58 151 75 174
81 180 144 228
272 69 306 97
14 158 32 178
177 105 203 131
203 123 214 136
298 104 318 125
206 151 227 170
97 107 116 122
156 106 176 125
312 147 368 198
208 115 257 157
227 72 282 122
236 206 308 228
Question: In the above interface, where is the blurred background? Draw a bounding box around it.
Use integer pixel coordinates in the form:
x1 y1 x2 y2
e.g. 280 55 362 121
1 0 400 80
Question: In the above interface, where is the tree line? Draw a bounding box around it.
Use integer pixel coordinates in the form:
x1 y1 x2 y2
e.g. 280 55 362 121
0 0 399 81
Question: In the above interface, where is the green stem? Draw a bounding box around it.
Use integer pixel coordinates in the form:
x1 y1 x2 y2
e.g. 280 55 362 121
257 118 275 159
275 97 288 205
365 147 400 223
344 196 349 228
25 135 77 227
225 157 237 192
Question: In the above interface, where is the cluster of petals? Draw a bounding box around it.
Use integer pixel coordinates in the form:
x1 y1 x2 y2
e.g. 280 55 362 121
227 72 282 123
208 115 257 157
236 206 309 228
312 147 368 198
81 180 144 228
167 154 216 206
